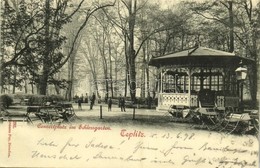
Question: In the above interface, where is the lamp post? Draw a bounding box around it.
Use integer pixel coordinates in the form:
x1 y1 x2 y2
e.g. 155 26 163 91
235 64 247 112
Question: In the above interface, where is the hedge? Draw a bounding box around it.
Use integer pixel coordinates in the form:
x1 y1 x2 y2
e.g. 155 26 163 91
1 94 65 106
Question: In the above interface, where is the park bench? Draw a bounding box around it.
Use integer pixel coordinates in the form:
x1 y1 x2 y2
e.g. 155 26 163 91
218 113 253 134
27 102 76 124
1 104 30 123
0 102 5 123
58 103 77 122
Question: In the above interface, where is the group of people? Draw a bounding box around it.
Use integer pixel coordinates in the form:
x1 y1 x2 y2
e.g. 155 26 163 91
76 93 96 110
76 93 126 112
107 95 126 112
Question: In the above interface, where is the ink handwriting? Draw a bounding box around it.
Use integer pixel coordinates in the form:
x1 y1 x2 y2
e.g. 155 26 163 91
28 132 257 168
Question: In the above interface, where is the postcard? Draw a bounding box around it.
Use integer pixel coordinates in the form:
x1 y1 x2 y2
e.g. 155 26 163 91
0 110 259 168
0 0 259 167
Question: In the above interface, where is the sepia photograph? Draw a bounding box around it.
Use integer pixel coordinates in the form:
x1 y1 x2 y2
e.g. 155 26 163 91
0 0 259 167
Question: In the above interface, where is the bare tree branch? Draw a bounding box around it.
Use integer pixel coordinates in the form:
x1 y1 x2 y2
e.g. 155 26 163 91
135 0 148 12
50 1 115 75
64 0 85 21
101 7 130 41
121 0 130 10
192 10 229 27
219 1 229 9
134 26 178 59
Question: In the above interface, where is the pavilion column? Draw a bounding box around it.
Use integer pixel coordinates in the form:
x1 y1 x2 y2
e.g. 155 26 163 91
157 68 162 108
160 68 163 93
184 76 186 92
217 71 220 91
188 67 192 107
209 69 212 90
200 69 204 90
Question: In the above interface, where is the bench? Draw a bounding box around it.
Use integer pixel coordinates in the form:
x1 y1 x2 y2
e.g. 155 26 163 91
27 103 76 124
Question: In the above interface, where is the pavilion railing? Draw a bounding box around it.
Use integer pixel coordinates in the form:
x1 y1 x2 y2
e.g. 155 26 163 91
158 93 198 107
158 93 239 110
216 96 239 108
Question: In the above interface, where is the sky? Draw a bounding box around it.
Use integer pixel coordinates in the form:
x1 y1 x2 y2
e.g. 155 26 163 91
155 0 259 9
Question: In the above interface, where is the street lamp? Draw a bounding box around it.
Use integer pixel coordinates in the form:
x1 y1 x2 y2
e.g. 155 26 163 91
235 62 247 112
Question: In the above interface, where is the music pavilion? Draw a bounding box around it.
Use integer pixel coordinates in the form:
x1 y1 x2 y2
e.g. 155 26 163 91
149 46 254 111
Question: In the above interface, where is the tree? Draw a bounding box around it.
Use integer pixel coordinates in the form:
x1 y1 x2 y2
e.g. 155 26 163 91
104 0 175 101
92 13 111 101
1 0 115 95
63 12 84 100
1 0 33 93
80 37 101 99
236 0 259 106
188 0 259 106
187 1 236 52
1 0 85 94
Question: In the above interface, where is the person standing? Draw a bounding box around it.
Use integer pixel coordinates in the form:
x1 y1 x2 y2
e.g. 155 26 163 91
120 97 126 112
108 97 112 112
118 95 122 108
78 98 82 110
85 93 88 103
89 97 93 110
74 94 79 103
90 93 96 110
80 94 84 103
92 93 96 105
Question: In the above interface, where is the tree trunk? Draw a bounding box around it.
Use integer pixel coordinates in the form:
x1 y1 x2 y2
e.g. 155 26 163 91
103 47 109 102
140 44 146 98
243 0 257 107
129 56 136 102
31 81 34 94
248 63 257 106
128 0 137 102
248 28 258 107
65 56 74 100
55 84 60 95
124 30 128 97
114 53 118 97
24 79 27 94
125 68 128 97
12 65 17 94
104 72 109 102
39 72 48 95
228 1 234 52
146 65 150 98
66 81 73 100
92 74 100 99
146 40 150 99
181 30 185 50
39 0 51 95
109 41 113 98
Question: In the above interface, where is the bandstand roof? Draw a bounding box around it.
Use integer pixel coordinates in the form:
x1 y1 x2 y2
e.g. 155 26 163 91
149 47 254 68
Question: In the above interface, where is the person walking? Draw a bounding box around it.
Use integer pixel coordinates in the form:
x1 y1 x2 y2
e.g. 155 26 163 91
108 97 112 112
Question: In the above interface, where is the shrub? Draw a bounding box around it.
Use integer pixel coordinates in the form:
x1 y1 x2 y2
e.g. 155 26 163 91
138 97 146 105
27 95 45 106
153 98 158 105
46 95 65 103
26 94 65 105
0 94 13 109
